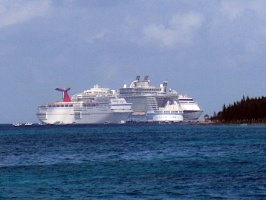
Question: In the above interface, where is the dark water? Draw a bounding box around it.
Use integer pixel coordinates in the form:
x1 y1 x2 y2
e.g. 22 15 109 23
0 124 265 199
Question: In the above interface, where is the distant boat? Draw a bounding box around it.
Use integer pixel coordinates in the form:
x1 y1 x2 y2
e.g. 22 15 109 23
13 123 21 127
24 122 33 126
53 121 65 125
240 123 248 126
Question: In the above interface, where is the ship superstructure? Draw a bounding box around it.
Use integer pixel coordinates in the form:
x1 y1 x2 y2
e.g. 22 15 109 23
118 76 183 122
36 86 132 124
71 84 116 101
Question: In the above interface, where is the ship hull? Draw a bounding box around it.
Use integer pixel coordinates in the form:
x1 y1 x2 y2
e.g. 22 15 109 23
37 107 75 124
74 111 131 124
183 110 204 121
37 107 132 124
147 113 183 122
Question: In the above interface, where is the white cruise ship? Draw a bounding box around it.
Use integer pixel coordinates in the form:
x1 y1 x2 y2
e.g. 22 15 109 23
118 76 183 122
36 86 133 124
178 95 203 121
146 101 183 122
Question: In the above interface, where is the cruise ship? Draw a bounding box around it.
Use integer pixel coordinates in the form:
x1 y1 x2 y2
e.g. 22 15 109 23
146 100 183 122
36 86 133 124
118 76 183 122
178 95 203 121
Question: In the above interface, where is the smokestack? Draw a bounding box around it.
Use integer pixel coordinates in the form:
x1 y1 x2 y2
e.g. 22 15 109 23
144 76 148 81
55 88 71 102
163 81 168 93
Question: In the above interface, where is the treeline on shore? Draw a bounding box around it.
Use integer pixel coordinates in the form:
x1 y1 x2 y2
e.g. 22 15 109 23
211 96 266 123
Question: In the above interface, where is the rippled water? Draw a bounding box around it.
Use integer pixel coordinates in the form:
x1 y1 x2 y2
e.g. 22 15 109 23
0 124 265 199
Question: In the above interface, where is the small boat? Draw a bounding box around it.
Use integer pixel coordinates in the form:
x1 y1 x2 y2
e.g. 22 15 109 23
54 121 65 125
13 123 22 127
24 122 33 126
240 123 248 126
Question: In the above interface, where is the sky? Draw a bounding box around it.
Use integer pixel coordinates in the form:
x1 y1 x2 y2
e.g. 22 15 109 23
1 0 266 123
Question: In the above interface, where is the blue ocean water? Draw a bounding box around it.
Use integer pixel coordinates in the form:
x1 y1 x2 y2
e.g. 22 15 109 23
0 124 265 199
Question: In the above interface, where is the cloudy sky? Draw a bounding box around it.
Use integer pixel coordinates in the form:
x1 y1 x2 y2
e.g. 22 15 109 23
1 0 266 123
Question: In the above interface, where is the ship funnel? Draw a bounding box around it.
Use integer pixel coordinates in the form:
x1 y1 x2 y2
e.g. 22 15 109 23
136 76 140 81
144 76 149 81
55 88 71 102
160 84 163 92
162 81 168 93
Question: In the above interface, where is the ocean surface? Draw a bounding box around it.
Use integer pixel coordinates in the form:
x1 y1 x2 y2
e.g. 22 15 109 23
0 124 265 199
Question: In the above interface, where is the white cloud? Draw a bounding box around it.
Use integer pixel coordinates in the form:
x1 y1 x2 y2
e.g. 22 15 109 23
0 0 51 28
86 29 108 43
221 0 266 20
221 1 246 20
143 12 204 48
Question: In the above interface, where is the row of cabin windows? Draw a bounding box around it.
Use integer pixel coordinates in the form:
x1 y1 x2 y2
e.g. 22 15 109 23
48 104 100 107
48 104 73 107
